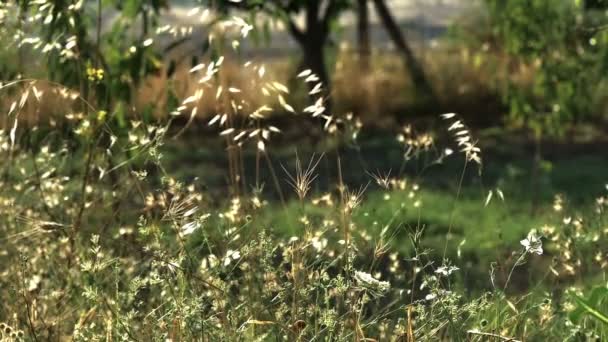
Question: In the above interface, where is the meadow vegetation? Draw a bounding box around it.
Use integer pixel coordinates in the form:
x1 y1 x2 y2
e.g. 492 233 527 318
0 0 607 341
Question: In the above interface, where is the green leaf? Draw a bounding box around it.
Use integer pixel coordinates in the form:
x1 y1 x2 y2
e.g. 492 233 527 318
569 286 608 325
123 0 142 19
113 101 127 129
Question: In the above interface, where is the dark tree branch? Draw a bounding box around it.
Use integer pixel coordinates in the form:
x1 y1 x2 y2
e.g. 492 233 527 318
371 0 436 101
321 0 343 38
287 17 305 45
306 1 321 35
357 0 371 70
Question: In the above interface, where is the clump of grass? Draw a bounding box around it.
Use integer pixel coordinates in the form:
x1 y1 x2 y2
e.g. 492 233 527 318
0 2 607 341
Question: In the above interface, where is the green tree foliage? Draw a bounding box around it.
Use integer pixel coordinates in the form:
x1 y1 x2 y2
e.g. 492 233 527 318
7 0 168 111
483 0 608 137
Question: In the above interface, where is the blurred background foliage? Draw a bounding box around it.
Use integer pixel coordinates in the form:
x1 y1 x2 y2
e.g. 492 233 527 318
3 0 608 132
2 0 608 274
1 0 608 339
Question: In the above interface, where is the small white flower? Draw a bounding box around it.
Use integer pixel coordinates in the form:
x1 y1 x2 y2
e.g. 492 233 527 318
200 254 218 270
223 250 241 266
311 236 327 252
354 271 390 297
354 271 376 284
520 230 543 255
28 274 42 291
425 289 452 301
435 265 459 276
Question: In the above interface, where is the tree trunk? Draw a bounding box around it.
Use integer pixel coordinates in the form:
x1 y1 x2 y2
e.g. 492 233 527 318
530 132 542 214
299 37 333 118
357 0 371 71
371 0 436 102
305 1 330 98
303 41 330 92
287 2 332 114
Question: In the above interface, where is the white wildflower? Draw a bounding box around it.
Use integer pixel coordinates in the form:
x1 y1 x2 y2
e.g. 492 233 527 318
223 250 241 266
354 271 390 297
435 265 460 276
520 230 543 255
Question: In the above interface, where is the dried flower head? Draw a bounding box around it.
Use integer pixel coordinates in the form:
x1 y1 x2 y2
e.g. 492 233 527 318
282 153 323 201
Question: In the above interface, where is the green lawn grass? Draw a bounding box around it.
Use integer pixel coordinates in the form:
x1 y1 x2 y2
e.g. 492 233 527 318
165 128 608 264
